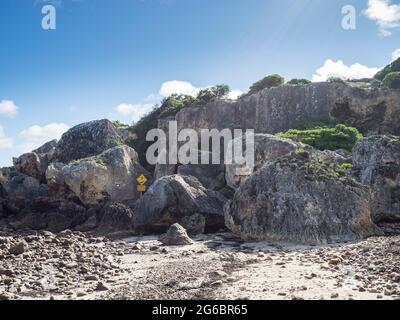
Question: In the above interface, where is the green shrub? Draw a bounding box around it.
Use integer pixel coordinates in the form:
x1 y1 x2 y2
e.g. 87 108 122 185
375 57 400 81
277 124 363 152
249 74 284 94
286 78 311 86
327 77 347 83
335 163 353 175
383 72 400 89
194 85 230 106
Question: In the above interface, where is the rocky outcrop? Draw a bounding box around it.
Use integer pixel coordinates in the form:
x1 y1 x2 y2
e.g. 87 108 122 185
225 151 380 244
8 197 87 233
2 173 47 206
226 134 304 189
353 136 400 233
13 140 57 182
97 202 134 233
59 145 150 206
155 147 226 190
159 223 194 246
134 175 227 233
54 120 123 164
175 81 400 136
0 183 6 219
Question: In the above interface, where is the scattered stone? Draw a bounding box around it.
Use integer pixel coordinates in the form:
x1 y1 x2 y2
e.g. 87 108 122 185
9 241 29 255
159 224 194 246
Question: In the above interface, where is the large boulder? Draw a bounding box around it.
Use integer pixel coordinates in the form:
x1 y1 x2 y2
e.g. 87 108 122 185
97 202 134 233
226 134 303 190
12 140 57 182
177 159 226 192
54 120 123 163
352 136 400 233
134 175 227 233
225 151 380 245
60 145 150 206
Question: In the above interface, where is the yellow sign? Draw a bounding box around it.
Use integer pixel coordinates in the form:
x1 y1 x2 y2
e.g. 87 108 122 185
137 174 148 186
137 185 147 192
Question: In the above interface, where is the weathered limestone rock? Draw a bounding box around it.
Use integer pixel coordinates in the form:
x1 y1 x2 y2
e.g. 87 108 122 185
352 135 400 233
8 198 87 233
180 213 206 235
175 81 400 136
54 119 124 163
60 145 150 206
225 152 380 244
13 140 57 181
159 223 194 246
97 202 134 233
134 175 227 233
177 161 226 191
226 134 303 189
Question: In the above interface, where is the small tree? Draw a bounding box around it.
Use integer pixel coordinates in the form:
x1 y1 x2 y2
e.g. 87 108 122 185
195 85 230 106
286 78 311 86
383 72 400 89
249 74 284 94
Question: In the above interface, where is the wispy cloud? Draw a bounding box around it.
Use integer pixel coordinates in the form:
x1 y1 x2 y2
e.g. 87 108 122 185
392 48 400 61
0 126 13 150
18 123 69 153
364 0 400 36
0 100 19 118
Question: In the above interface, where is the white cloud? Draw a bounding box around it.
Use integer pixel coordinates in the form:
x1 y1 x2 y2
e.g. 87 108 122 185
116 103 154 122
0 126 13 150
0 100 19 118
365 0 400 36
18 123 69 153
159 80 203 97
312 59 381 82
392 48 400 61
226 90 243 100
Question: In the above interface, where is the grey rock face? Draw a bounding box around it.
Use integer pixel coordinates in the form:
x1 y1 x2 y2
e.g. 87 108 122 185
12 140 57 182
134 175 227 233
0 183 6 218
226 134 304 190
180 213 206 235
177 163 226 191
175 82 400 136
54 119 123 163
225 152 380 245
2 173 44 202
59 145 150 206
8 198 87 233
159 223 194 246
97 203 134 233
353 136 400 232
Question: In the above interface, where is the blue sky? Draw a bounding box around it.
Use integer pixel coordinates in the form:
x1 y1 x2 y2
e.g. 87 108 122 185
0 0 399 166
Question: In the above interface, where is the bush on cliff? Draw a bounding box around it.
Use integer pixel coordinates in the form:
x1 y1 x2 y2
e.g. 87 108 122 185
249 74 284 94
374 57 400 81
286 78 311 86
127 86 230 171
277 123 363 152
383 72 400 89
193 85 230 106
